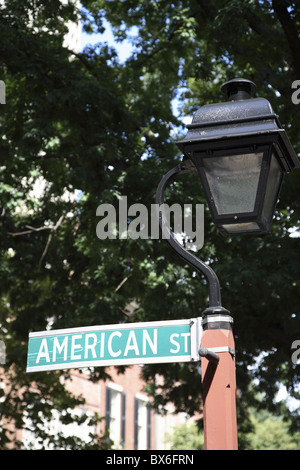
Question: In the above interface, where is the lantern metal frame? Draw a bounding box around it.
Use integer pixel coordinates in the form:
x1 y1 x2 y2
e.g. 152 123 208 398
191 137 283 235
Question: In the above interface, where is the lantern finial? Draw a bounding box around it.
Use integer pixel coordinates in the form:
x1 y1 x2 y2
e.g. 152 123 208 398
221 78 256 101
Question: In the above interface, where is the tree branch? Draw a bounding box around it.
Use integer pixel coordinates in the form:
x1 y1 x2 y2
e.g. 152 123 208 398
7 216 65 239
38 215 65 269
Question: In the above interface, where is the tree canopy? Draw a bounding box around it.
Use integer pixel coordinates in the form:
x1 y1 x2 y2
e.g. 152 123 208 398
0 0 299 449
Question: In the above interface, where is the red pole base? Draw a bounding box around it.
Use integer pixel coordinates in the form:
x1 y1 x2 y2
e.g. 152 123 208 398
201 322 238 450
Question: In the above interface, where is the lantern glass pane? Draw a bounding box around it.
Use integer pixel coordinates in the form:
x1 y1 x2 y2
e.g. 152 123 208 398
261 152 283 225
202 152 263 215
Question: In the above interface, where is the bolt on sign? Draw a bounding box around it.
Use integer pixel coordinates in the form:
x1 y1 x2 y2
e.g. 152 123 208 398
26 319 202 372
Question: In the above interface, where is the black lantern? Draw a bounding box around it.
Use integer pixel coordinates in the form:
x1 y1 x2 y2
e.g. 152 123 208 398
176 78 300 235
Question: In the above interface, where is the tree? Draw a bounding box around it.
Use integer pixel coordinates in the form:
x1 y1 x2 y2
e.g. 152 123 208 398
167 409 300 450
167 422 204 450
0 0 299 448
245 414 300 450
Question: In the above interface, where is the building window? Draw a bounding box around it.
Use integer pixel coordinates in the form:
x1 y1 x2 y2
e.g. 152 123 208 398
105 384 126 448
134 394 151 450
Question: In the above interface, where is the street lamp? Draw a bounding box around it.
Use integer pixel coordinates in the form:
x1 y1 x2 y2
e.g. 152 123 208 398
156 78 299 450
176 78 300 235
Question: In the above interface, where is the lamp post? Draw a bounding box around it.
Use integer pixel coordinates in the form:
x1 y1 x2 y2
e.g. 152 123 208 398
156 78 299 450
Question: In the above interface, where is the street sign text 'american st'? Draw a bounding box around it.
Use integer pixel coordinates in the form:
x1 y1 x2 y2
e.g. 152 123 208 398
27 319 201 373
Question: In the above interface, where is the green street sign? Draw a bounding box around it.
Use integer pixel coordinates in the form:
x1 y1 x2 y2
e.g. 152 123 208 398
26 318 202 372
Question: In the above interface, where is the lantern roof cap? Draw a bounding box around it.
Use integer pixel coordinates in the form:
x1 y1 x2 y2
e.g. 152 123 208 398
188 96 276 130
221 78 256 100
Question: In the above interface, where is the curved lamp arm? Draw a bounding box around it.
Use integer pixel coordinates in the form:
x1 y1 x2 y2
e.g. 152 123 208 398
155 162 223 309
